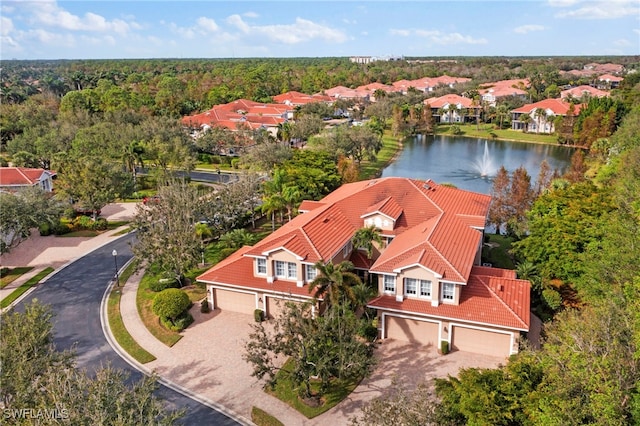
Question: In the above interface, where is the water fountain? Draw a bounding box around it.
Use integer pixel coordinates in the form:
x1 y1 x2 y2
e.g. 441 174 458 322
473 141 496 177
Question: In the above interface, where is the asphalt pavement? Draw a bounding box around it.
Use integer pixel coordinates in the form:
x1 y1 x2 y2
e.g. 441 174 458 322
15 233 239 426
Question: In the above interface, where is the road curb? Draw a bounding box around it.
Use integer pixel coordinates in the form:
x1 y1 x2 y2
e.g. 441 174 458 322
99 261 254 426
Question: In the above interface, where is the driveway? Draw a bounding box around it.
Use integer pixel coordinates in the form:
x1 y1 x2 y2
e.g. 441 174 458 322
146 307 505 425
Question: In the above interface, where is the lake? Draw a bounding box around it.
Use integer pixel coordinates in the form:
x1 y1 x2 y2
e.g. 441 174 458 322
381 135 575 194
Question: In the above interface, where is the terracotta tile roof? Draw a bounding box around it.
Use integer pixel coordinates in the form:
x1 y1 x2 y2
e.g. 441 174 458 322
298 200 326 212
355 82 396 93
182 99 291 130
0 167 56 187
560 85 610 99
511 98 584 116
361 196 403 221
598 74 623 82
197 251 317 299
424 94 477 108
368 266 530 330
479 78 529 89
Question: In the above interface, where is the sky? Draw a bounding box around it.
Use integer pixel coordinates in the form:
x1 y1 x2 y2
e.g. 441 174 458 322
1 0 639 60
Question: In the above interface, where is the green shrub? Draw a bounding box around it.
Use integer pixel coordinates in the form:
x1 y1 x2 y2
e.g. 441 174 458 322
200 299 210 313
152 288 191 323
53 220 72 235
160 311 194 332
149 277 180 292
542 288 563 311
231 158 240 169
89 218 108 230
254 309 264 323
73 215 93 230
39 222 52 236
210 155 221 165
440 340 449 355
357 322 378 341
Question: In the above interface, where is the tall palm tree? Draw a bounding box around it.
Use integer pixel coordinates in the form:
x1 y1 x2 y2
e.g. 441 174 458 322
308 261 361 309
534 108 547 133
519 113 532 133
351 226 383 261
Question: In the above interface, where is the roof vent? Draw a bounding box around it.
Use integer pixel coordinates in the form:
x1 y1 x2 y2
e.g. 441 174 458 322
423 183 431 190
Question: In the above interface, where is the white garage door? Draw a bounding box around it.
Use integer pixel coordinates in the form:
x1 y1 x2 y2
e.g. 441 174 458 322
451 326 511 357
385 316 439 346
213 289 255 314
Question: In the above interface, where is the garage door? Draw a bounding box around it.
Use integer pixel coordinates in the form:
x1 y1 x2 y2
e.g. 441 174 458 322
451 326 511 357
385 316 438 346
266 297 291 319
213 289 255 314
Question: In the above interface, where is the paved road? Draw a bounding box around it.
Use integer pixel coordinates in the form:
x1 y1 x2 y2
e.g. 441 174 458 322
137 167 239 185
16 233 239 425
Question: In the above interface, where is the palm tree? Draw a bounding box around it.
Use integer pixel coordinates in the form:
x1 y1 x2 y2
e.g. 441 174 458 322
519 113 532 133
534 108 547 134
219 228 256 250
496 104 509 130
351 226 383 261
308 260 361 308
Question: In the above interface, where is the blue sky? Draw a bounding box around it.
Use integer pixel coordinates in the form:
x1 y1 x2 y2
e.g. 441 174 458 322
1 1 639 60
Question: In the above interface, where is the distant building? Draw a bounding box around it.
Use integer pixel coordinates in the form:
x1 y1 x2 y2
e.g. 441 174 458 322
0 167 56 193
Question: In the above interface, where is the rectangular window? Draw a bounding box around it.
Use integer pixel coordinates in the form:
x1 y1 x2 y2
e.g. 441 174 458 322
442 283 455 301
404 278 417 296
383 275 396 293
343 241 353 258
256 258 266 275
305 264 317 282
275 261 285 277
287 262 297 279
420 280 432 297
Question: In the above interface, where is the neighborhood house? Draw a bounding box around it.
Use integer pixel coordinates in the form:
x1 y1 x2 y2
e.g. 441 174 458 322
197 177 530 358
0 167 56 193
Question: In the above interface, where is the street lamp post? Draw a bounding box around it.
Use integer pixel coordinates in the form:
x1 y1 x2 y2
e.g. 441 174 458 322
112 249 120 287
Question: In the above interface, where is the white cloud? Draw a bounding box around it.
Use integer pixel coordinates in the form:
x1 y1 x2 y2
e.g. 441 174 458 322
613 38 631 46
243 11 259 18
634 29 640 35
1 16 14 36
196 17 219 32
551 0 640 19
28 1 136 35
225 15 347 44
391 28 487 45
514 24 546 34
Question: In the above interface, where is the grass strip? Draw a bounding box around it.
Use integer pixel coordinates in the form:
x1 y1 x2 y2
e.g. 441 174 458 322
0 267 34 289
251 407 284 426
1 267 54 309
359 131 402 180
136 271 182 347
267 358 361 419
107 262 156 364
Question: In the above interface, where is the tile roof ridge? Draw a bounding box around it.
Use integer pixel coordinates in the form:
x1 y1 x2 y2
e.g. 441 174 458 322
16 167 31 184
424 223 464 282
407 179 444 214
478 275 529 329
299 226 323 262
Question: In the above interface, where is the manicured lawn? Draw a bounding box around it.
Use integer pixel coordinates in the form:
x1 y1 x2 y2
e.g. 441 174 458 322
1 268 54 309
107 262 156 364
0 267 34 289
136 271 183 347
359 131 402 180
438 123 560 144
58 229 99 237
267 358 361 419
482 234 516 269
251 407 284 426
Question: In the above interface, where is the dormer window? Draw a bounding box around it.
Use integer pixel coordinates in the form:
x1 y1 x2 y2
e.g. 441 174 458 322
442 283 455 301
256 258 267 275
275 260 297 280
305 264 317 282
383 275 396 293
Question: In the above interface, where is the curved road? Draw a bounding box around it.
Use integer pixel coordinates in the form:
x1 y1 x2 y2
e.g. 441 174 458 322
16 233 239 425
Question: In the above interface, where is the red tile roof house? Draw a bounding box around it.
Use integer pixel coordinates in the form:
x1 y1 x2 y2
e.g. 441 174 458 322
424 94 481 124
596 74 624 90
0 167 56 193
479 79 530 107
560 85 610 100
197 177 530 358
510 99 583 134
181 99 293 141
272 91 334 107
